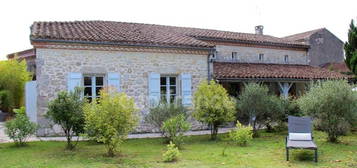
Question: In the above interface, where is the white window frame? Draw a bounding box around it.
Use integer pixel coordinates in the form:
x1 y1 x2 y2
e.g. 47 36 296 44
232 52 238 61
83 74 105 101
284 55 289 63
160 76 179 103
259 53 264 62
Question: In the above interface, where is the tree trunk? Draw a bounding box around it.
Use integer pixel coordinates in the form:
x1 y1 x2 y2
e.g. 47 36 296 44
210 123 219 140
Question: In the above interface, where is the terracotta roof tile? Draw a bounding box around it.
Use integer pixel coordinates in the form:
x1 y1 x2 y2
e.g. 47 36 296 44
283 28 325 42
30 21 308 49
214 62 349 80
321 62 352 73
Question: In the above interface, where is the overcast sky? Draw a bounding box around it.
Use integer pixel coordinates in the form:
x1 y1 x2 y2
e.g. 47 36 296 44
0 0 356 60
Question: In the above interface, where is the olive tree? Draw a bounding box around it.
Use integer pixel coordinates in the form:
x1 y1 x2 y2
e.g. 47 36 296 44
237 83 284 136
145 100 188 134
297 80 357 142
193 80 236 140
83 88 138 157
46 88 85 150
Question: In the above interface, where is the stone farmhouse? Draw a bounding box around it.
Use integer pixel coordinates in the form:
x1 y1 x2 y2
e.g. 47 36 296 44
9 21 348 135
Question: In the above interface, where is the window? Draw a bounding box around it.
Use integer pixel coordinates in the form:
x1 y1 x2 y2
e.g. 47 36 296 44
160 76 177 103
84 75 104 102
232 52 238 61
259 53 264 61
284 55 289 63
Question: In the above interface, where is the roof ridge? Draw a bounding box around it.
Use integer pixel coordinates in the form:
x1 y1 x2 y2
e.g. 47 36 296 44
30 20 309 49
283 28 326 39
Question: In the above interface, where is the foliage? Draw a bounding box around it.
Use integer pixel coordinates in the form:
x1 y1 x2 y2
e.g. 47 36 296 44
228 122 253 146
297 80 357 142
46 88 86 150
83 88 138 157
193 80 236 140
344 19 357 75
236 83 284 136
0 60 31 112
161 114 191 148
5 107 37 146
145 100 188 133
162 141 181 162
0 90 14 113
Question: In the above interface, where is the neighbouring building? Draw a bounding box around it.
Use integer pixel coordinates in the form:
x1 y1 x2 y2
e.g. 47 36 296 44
7 48 36 80
283 28 345 67
14 21 348 135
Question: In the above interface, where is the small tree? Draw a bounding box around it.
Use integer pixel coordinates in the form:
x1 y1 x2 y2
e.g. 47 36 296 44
237 83 284 136
161 114 191 148
83 88 138 157
344 19 357 75
297 80 357 142
145 100 188 133
46 88 85 150
193 80 236 140
5 107 37 146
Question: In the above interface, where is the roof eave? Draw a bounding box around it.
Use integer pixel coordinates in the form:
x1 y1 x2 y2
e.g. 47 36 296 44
30 37 215 51
193 36 309 49
215 77 345 82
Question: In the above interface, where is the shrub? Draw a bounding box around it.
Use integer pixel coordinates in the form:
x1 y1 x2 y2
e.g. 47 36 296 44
193 80 236 140
46 88 85 150
228 122 253 146
145 100 188 133
237 83 284 137
5 107 37 146
0 60 31 112
0 90 14 112
84 88 138 157
297 80 357 142
162 114 191 148
163 141 181 162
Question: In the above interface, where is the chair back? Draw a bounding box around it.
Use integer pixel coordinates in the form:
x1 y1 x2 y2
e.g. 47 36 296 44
288 116 312 133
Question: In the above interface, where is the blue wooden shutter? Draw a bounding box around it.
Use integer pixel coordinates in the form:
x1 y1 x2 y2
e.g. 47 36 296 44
148 72 160 106
181 73 192 106
68 72 82 92
107 73 121 92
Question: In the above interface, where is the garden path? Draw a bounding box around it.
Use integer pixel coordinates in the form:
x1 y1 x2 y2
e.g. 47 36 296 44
0 125 233 143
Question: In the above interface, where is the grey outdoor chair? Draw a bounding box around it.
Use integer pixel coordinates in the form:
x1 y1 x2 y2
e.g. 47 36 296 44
286 116 318 162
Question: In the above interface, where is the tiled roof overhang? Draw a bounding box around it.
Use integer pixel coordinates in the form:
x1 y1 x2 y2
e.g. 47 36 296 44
214 62 350 81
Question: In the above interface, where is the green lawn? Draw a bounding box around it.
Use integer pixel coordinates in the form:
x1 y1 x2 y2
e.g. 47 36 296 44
0 131 356 168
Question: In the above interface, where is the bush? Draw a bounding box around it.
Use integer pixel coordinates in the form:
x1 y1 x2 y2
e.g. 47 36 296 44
0 90 14 113
84 88 138 157
5 107 37 146
297 80 357 142
46 88 85 150
163 141 181 162
193 80 236 140
228 122 253 146
162 114 191 148
145 100 188 133
237 83 284 137
0 60 31 112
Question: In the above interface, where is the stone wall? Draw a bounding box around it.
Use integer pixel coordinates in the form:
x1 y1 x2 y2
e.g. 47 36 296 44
215 45 308 65
307 29 344 66
36 48 209 135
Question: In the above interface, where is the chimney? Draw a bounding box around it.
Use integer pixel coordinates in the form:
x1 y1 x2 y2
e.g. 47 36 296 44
255 25 264 35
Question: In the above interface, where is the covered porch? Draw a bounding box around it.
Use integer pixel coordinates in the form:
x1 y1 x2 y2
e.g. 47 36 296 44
213 62 349 98
220 80 307 98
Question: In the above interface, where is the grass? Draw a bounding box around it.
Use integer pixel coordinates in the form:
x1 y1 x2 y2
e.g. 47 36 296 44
0 131 356 168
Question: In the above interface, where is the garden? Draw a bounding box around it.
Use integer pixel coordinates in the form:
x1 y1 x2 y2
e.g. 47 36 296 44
0 76 356 167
